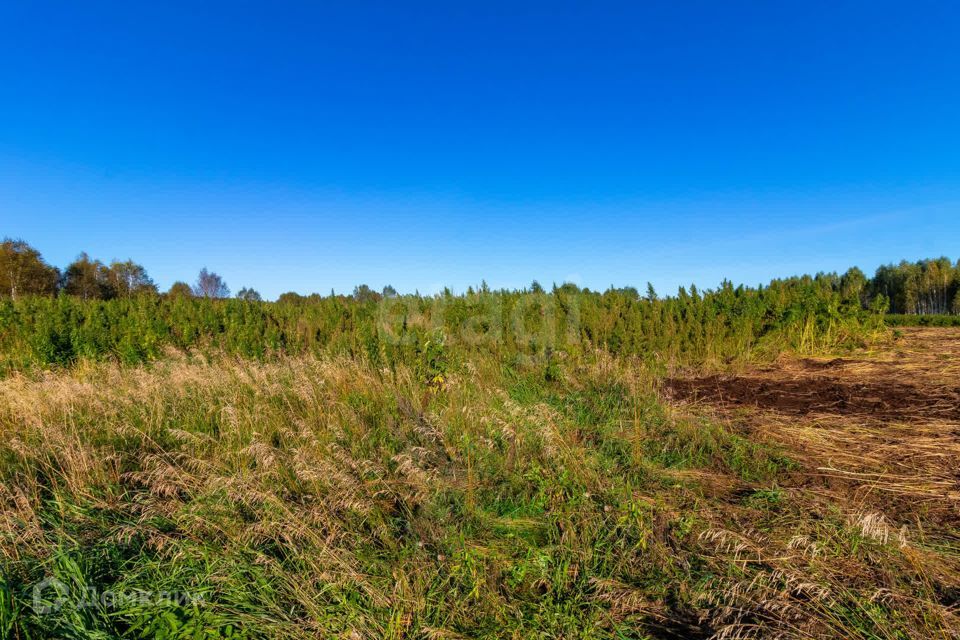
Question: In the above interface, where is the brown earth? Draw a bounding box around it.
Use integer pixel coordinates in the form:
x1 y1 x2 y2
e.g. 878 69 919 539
663 327 960 520
665 369 960 421
665 328 960 422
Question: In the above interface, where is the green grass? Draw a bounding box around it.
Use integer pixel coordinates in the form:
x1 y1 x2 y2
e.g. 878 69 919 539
0 342 955 639
885 313 960 327
0 284 954 638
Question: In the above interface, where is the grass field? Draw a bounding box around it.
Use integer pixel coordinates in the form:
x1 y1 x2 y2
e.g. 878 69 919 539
3 3 959 636
1 314 958 639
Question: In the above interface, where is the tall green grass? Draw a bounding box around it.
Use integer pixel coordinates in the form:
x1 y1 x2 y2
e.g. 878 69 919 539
1 341 954 639
3 273 947 639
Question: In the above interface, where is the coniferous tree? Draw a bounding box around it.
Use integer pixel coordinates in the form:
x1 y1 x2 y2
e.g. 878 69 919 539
645 282 658 303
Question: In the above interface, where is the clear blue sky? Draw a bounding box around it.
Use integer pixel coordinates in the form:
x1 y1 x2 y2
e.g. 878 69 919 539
1 1 958 299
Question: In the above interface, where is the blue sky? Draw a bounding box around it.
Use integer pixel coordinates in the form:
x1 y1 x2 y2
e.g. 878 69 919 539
1 1 958 299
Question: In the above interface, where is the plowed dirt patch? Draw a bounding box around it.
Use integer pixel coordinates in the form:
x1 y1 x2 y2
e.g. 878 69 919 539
663 327 960 520
665 374 960 421
665 327 960 422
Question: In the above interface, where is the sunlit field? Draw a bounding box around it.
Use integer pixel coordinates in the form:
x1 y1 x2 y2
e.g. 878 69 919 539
2 274 959 639
5 0 960 636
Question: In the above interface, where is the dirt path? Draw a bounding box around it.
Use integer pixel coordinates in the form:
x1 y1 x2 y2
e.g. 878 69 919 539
664 328 960 522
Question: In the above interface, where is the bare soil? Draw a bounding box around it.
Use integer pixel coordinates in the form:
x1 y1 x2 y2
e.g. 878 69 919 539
665 369 960 421
665 328 960 422
664 328 960 520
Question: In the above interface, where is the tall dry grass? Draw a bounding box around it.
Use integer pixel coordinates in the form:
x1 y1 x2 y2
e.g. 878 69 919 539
0 345 957 639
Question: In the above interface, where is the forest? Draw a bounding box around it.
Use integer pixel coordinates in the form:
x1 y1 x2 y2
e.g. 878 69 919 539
4 238 958 312
1 238 956 375
0 237 909 374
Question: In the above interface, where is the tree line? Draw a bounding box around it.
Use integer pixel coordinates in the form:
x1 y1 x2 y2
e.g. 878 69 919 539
3 237 959 314
0 237 907 374
868 257 960 315
0 238 239 301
